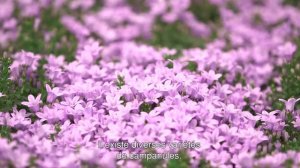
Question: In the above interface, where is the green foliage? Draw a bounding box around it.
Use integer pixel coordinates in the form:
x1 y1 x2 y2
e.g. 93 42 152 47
265 61 300 154
148 0 221 50
166 62 174 69
0 56 14 111
90 0 104 12
283 0 300 7
0 55 49 139
252 13 264 25
40 8 77 61
14 18 45 53
198 159 212 168
150 21 206 49
115 75 126 89
0 56 49 111
0 125 12 140
226 1 239 13
233 73 246 86
281 52 300 100
267 79 285 110
36 59 50 103
284 159 294 168
28 156 38 168
269 38 300 110
139 102 156 113
128 0 149 12
243 98 256 115
0 6 78 141
281 113 300 152
14 8 77 62
185 61 198 72
142 159 163 168
7 161 15 168
190 0 220 24
267 37 300 154
167 151 190 168
163 53 185 69
50 123 61 141
0 6 77 111
141 150 164 168
253 0 265 6
81 161 99 168
0 56 26 112
164 54 181 61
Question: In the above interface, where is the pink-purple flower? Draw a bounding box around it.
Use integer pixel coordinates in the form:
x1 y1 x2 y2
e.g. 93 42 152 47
21 94 42 112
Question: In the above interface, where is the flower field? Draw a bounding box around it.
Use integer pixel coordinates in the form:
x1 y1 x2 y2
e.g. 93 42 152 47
1 0 300 167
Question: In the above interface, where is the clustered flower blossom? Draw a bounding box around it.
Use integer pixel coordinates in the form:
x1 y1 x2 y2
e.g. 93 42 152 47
1 0 300 168
0 0 18 47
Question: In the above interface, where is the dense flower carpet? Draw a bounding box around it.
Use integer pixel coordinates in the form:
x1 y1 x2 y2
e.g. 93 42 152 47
1 0 300 167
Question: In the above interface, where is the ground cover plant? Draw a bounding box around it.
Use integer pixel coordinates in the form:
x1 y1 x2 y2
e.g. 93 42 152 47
1 0 300 167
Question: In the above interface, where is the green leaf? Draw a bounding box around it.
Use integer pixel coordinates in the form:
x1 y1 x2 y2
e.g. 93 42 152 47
150 21 206 49
185 61 198 72
116 75 126 89
167 151 190 168
142 149 164 168
139 102 156 113
190 0 220 24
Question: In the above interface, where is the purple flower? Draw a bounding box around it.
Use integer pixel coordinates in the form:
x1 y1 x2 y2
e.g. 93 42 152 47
0 0 14 21
275 42 297 60
99 153 117 168
36 106 66 123
61 96 83 108
201 70 222 84
206 150 230 167
1 0 300 167
203 128 225 149
45 84 62 102
7 108 31 128
58 153 78 168
233 151 255 168
21 94 42 112
260 110 285 131
292 116 300 130
279 98 300 112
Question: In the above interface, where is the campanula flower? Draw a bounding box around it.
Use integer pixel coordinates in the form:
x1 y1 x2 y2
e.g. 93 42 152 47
21 94 42 112
279 98 300 112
